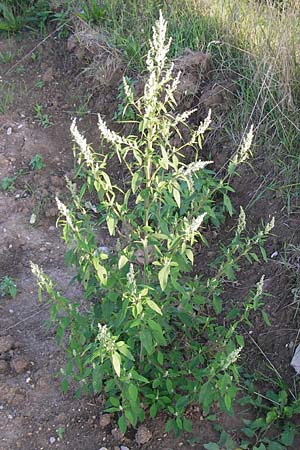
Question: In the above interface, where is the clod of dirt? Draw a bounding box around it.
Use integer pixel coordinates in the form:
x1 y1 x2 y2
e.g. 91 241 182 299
68 24 124 87
0 335 15 353
10 356 30 374
198 81 236 113
42 67 54 83
135 425 152 445
0 360 9 374
111 427 124 441
173 50 212 105
99 414 111 428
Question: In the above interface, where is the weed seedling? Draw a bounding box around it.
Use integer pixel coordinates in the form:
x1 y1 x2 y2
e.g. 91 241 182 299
34 104 52 128
0 50 13 63
1 176 16 191
30 154 45 170
0 276 17 299
35 79 44 89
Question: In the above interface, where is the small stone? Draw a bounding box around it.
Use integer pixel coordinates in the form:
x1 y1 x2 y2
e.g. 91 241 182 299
120 446 129 450
99 414 111 428
0 360 8 373
10 357 30 374
0 335 15 353
7 127 12 135
111 428 124 441
49 436 56 444
50 175 64 188
42 67 54 83
135 425 152 445
49 226 55 231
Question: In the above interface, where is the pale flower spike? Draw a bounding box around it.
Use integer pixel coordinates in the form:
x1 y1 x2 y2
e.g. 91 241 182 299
186 213 206 235
237 206 246 234
232 125 254 165
70 119 94 166
181 160 214 177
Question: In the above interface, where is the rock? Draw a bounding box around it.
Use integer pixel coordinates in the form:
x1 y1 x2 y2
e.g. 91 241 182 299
7 127 12 135
50 175 64 188
98 448 108 450
0 360 8 373
199 81 235 112
111 427 124 441
0 335 15 353
10 357 30 374
135 425 152 445
42 67 54 83
120 446 129 450
99 414 111 428
67 35 77 52
49 436 56 444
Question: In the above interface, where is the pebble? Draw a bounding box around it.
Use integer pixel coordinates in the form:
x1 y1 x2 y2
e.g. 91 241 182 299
99 414 111 428
120 447 129 450
10 357 30 374
98 448 108 450
0 335 15 353
135 425 152 445
49 436 56 444
0 360 8 373
7 127 12 135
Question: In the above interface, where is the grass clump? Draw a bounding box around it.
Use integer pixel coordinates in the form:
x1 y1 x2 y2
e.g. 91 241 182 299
32 14 274 436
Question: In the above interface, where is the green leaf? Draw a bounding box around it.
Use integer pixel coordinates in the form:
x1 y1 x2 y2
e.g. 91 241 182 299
61 378 69 394
203 443 220 450
93 259 108 285
118 254 128 269
111 352 121 377
128 383 138 403
140 329 153 354
92 366 103 393
157 351 164 365
146 299 162 315
212 295 222 314
186 248 194 264
131 171 140 193
158 265 170 291
173 188 181 208
117 343 134 361
150 403 158 418
118 415 127 433
223 194 233 216
107 214 117 236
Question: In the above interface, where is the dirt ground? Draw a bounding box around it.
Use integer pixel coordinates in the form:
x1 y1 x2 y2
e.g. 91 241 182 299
0 31 300 450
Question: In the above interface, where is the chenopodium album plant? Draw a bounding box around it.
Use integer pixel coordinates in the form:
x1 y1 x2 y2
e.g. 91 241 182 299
31 13 274 434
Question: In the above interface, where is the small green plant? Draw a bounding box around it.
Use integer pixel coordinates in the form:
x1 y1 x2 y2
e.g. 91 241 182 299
35 79 44 89
32 14 274 435
1 176 16 191
0 49 13 63
55 427 65 440
30 154 45 170
0 81 14 113
77 0 106 24
0 276 17 298
34 104 52 128
113 76 136 122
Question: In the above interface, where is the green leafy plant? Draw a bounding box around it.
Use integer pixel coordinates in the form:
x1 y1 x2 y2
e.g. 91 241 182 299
0 0 51 33
32 14 274 435
0 276 17 298
34 104 52 128
77 0 106 24
0 49 13 63
1 176 16 191
30 153 45 170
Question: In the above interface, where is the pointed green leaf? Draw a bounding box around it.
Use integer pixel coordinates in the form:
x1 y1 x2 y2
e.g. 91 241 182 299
111 352 121 377
146 299 162 315
118 254 128 269
158 265 170 291
173 188 181 208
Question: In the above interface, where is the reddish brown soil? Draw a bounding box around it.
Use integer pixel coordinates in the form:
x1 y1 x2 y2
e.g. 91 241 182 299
0 31 300 450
